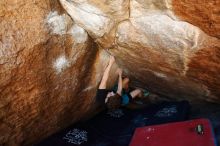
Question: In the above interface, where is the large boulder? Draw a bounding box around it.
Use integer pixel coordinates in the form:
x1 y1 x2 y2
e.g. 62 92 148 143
60 0 220 103
0 0 118 145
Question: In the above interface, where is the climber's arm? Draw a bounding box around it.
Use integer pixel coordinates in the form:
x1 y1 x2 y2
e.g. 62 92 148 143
116 68 123 96
99 56 115 89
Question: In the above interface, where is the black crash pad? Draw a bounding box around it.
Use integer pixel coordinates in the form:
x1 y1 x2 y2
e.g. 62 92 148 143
36 101 190 146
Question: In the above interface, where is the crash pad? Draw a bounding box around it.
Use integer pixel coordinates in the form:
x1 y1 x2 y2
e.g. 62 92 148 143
36 101 190 146
130 119 218 146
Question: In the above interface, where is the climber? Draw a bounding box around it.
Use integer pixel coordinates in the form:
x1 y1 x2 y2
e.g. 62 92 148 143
96 55 146 111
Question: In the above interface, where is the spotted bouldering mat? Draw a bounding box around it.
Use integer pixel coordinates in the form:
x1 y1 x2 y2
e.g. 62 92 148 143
36 101 190 146
130 119 218 146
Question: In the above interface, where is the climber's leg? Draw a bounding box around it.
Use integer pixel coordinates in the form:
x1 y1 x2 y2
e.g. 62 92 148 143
130 89 142 99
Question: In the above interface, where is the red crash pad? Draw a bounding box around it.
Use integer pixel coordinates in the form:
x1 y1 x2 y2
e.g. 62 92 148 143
130 119 217 146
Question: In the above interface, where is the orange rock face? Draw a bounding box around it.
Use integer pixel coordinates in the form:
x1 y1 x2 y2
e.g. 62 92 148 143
186 39 220 101
60 0 220 103
172 0 220 38
0 0 118 145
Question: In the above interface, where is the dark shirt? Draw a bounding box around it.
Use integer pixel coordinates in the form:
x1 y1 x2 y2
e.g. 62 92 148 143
96 89 110 105
96 88 133 107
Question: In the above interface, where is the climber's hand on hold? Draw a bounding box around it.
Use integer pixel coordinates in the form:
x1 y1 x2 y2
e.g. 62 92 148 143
116 68 123 76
